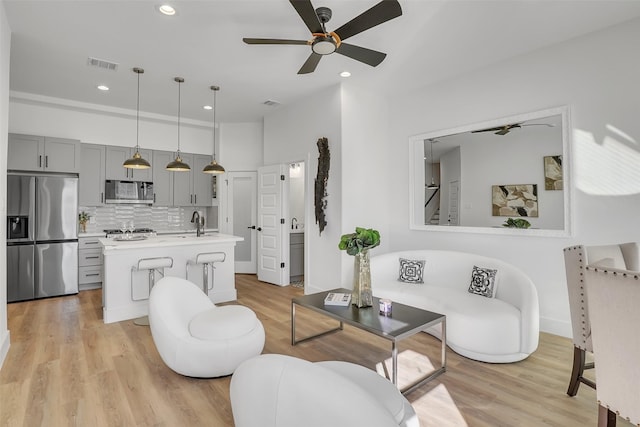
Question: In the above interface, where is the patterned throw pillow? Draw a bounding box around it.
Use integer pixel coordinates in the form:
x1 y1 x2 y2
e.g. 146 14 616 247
398 258 425 284
468 265 498 298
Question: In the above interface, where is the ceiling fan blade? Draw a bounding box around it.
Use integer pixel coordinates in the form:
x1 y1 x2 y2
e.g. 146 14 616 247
471 127 503 133
334 0 402 41
298 52 322 74
290 0 323 34
243 38 308 45
336 43 386 67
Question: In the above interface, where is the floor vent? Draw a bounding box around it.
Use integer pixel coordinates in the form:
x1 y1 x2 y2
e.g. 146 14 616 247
87 57 119 71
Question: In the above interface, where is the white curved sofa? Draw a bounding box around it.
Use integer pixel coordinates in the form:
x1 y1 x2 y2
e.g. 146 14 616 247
371 250 539 363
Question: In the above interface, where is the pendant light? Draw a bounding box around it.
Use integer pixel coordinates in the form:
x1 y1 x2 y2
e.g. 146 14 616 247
203 85 225 174
427 139 439 190
166 76 191 171
123 67 151 169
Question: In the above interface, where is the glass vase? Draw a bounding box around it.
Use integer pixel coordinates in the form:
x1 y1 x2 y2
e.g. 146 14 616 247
352 250 373 308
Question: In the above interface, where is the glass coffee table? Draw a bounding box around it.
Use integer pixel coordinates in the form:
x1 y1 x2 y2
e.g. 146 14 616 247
291 288 446 395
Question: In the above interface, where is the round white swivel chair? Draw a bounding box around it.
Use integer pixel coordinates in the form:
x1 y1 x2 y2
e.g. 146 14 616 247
230 354 420 427
148 276 265 378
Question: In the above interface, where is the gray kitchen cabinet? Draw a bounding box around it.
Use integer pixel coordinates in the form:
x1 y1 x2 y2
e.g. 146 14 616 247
290 232 304 281
172 152 193 206
8 133 80 173
192 154 213 206
172 153 213 206
151 150 174 206
78 236 104 290
79 144 106 206
105 146 152 181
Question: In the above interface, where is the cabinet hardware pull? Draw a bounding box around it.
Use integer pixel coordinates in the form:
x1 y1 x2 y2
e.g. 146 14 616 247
86 273 100 277
153 193 156 203
194 194 197 204
190 194 193 204
101 192 104 203
86 256 100 259
85 242 99 245
45 156 48 168
39 155 42 167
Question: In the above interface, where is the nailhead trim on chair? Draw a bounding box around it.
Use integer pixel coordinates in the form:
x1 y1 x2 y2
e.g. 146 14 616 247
564 246 590 348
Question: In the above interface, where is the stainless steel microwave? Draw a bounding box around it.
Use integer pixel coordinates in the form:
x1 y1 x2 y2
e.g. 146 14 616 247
105 180 154 204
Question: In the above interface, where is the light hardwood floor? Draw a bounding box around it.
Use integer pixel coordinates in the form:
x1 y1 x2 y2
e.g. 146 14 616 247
0 274 623 427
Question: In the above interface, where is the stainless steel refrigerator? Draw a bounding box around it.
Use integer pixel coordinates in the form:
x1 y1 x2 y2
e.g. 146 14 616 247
7 174 79 302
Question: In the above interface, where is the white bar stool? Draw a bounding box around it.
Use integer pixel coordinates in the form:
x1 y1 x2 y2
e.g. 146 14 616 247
186 252 226 295
131 256 173 325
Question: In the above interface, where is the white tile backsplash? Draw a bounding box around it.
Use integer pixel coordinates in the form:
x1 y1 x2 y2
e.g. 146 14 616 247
78 205 217 233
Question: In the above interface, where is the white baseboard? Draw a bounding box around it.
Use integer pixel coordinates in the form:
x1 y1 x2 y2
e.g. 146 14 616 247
0 329 10 370
540 316 571 338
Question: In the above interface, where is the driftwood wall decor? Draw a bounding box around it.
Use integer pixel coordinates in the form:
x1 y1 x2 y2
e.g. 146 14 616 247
314 137 330 235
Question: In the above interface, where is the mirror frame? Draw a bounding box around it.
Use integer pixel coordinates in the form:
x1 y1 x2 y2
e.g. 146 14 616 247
408 106 572 237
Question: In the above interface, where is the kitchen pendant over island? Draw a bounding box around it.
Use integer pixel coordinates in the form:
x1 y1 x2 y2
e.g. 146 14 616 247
99 232 243 324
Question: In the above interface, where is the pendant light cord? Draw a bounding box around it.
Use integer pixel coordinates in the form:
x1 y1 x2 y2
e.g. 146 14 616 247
136 70 140 151
212 86 217 160
177 79 181 155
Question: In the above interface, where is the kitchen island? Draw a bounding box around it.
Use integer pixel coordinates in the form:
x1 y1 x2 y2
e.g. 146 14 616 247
99 233 243 324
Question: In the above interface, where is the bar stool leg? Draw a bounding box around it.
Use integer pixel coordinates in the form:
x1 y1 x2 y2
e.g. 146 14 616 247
134 269 155 326
202 263 209 295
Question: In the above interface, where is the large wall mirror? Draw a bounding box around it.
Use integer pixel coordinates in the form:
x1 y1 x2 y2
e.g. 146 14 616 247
409 106 571 236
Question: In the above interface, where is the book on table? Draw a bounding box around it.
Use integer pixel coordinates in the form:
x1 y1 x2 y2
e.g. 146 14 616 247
324 292 351 306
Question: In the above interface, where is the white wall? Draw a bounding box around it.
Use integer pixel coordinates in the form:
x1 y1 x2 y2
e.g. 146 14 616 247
219 122 263 171
340 83 391 285
263 85 342 293
9 93 213 154
0 1 10 368
388 18 640 337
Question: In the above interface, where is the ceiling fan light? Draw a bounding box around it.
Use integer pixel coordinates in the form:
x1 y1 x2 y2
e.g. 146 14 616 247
312 37 336 55
123 150 151 169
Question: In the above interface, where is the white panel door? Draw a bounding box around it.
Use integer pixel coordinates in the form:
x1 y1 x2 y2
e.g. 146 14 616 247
257 164 289 286
225 172 257 274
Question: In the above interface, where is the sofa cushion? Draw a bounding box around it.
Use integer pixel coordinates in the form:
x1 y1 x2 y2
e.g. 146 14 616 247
468 265 498 298
189 305 258 340
398 258 425 284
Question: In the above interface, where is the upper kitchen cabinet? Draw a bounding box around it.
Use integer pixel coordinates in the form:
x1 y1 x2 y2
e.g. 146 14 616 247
151 150 174 206
173 153 213 206
79 144 106 206
105 146 152 181
8 133 80 173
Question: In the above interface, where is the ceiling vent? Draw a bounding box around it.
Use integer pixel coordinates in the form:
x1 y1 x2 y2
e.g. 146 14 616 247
263 99 280 106
87 57 119 71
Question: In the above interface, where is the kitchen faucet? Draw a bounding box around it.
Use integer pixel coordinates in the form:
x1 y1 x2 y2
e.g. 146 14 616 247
191 211 204 237
291 217 298 229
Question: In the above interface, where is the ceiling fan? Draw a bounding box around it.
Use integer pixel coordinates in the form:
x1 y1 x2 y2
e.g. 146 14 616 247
471 122 554 136
243 0 402 74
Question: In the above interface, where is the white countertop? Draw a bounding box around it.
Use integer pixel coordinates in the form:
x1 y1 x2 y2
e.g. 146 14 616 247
79 228 219 239
99 232 243 251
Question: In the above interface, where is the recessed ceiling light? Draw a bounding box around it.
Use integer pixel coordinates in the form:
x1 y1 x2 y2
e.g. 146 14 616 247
158 5 176 15
203 105 212 110
340 71 351 77
97 85 109 91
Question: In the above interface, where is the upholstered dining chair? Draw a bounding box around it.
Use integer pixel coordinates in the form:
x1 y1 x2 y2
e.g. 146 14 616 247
563 243 639 396
584 266 640 427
